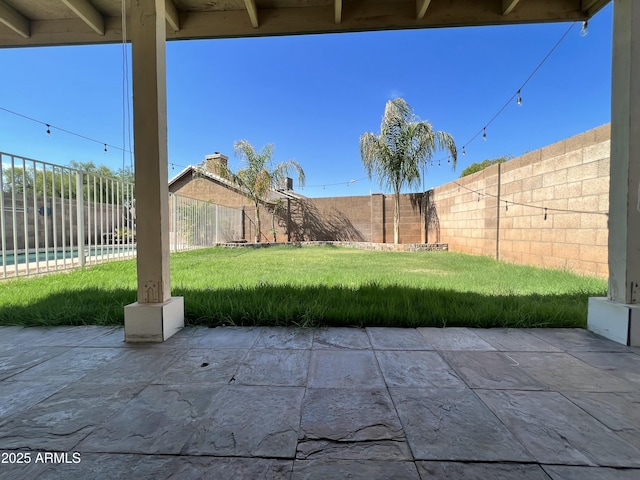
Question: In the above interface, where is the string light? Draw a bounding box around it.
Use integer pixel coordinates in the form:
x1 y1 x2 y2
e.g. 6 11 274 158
429 23 578 168
299 177 368 189
453 181 608 217
0 106 132 154
580 20 588 37
2 20 586 190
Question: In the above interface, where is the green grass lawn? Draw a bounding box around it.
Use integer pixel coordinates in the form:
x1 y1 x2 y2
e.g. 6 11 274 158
0 245 607 328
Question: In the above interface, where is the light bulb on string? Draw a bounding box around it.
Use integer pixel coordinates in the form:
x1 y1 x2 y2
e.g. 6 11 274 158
483 128 487 141
517 90 522 106
46 124 51 136
104 144 108 154
462 146 466 156
580 20 588 37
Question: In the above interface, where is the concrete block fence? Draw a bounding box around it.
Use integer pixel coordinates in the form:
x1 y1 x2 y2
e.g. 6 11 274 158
431 124 610 277
169 124 611 278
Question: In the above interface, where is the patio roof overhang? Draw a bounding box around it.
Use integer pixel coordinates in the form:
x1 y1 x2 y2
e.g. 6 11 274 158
0 0 611 48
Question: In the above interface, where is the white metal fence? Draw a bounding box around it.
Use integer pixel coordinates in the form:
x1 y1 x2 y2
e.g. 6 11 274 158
1 152 243 279
169 193 243 250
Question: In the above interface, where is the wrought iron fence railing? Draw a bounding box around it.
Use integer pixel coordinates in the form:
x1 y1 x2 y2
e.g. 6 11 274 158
169 193 243 251
1 152 243 279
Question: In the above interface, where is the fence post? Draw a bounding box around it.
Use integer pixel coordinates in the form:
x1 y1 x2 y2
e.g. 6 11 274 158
241 206 246 241
215 204 219 244
76 172 85 267
172 193 177 252
287 198 291 243
496 163 502 261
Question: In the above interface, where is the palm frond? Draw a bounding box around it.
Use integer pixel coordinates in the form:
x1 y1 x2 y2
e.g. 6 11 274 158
359 97 457 243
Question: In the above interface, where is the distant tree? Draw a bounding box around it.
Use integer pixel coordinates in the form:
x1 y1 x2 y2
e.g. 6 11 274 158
222 140 305 243
2 160 132 202
459 156 513 177
360 98 457 244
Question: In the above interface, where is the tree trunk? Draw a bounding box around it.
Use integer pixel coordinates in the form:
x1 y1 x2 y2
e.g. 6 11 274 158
394 190 400 244
255 203 261 243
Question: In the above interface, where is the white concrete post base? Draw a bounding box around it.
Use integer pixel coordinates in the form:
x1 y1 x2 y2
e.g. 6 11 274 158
124 297 185 343
588 297 640 346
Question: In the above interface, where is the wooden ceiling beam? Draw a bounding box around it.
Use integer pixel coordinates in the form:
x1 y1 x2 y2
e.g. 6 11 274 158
502 0 521 16
335 0 342 24
165 0 180 32
244 0 259 28
416 0 432 20
581 0 609 16
0 0 30 38
0 0 600 48
61 0 105 35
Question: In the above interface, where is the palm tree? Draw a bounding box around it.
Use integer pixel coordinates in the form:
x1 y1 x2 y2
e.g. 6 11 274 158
224 140 305 243
360 98 457 244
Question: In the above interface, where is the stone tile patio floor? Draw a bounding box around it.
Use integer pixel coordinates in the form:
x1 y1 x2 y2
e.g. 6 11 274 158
1 326 640 479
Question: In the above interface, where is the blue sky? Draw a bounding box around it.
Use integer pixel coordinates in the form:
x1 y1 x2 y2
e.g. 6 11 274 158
0 4 612 198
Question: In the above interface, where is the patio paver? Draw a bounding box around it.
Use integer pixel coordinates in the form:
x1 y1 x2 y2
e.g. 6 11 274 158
1 325 639 479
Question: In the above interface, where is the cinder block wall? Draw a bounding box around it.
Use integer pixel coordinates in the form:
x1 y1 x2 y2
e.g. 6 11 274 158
289 196 373 242
390 194 425 244
289 194 424 244
171 172 427 245
431 124 610 277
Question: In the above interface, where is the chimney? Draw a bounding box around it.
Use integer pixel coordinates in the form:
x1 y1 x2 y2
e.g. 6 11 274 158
204 152 228 176
275 177 293 191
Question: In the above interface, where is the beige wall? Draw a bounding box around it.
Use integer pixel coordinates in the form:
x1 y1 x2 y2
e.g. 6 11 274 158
288 194 425 244
431 124 610 277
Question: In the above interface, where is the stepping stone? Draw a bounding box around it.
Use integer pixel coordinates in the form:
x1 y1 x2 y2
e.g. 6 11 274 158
297 388 411 460
417 328 496 351
234 349 310 386
477 390 640 467
416 461 552 479
184 385 304 458
473 328 562 352
307 350 384 388
254 327 315 349
313 328 371 349
441 351 547 390
366 327 433 350
292 459 420 479
391 387 531 462
375 350 464 388
506 352 637 392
